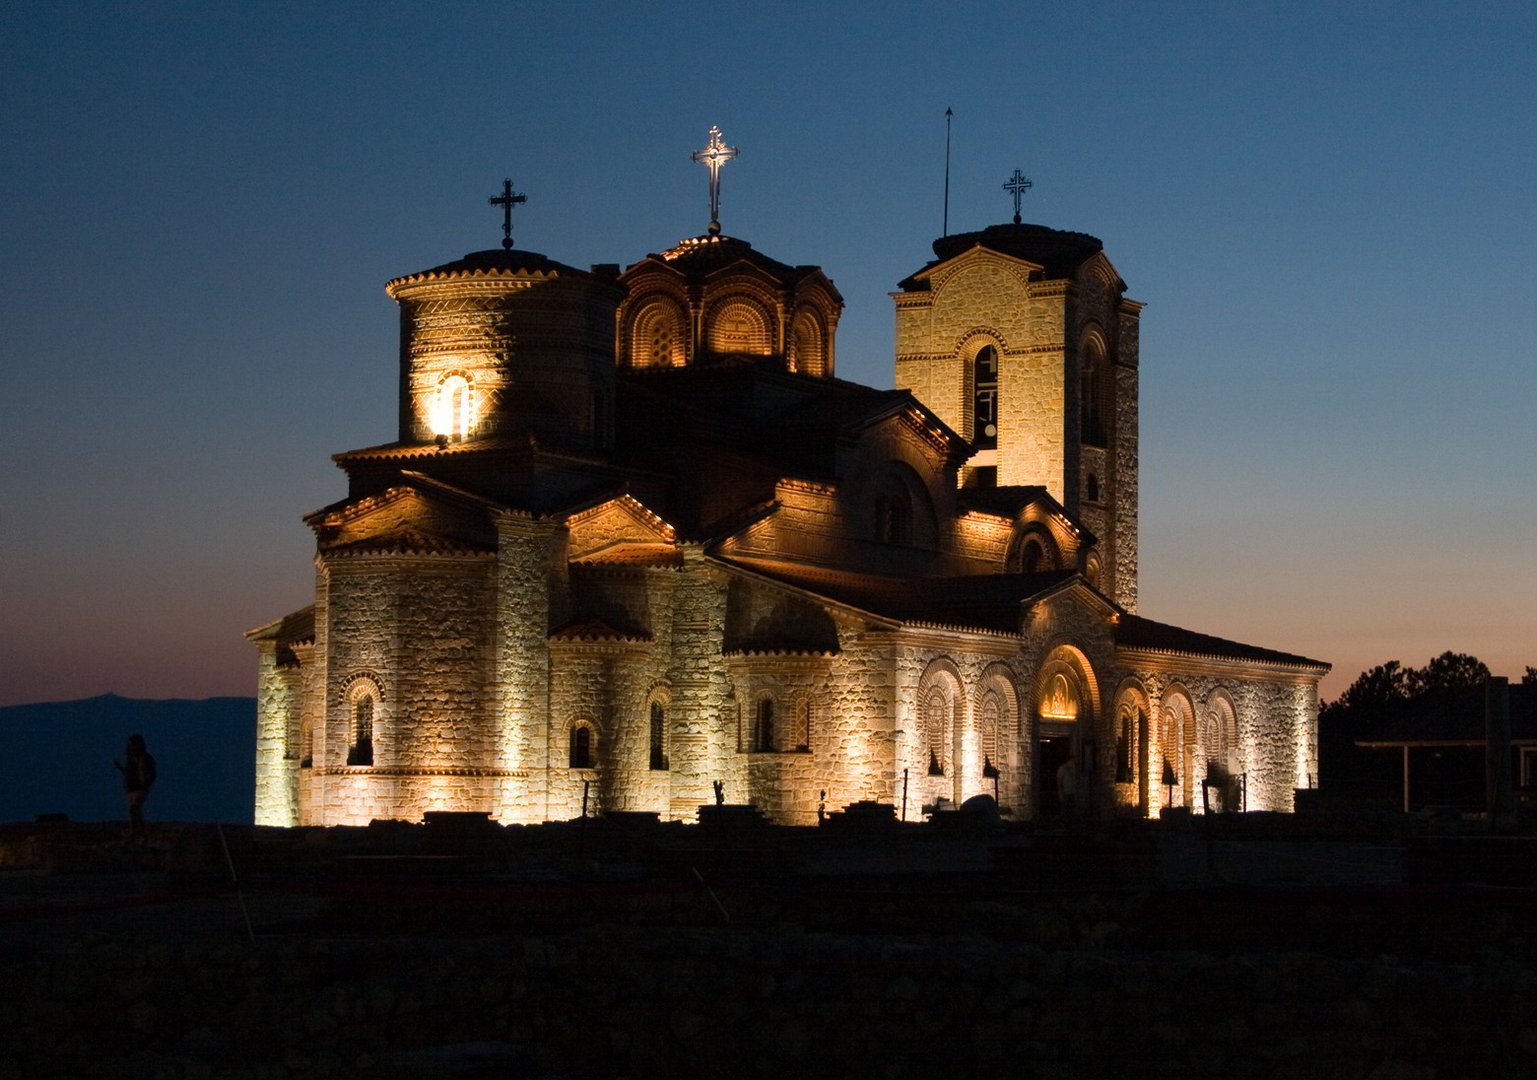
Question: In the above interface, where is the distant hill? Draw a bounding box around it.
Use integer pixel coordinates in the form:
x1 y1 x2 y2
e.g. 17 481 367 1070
0 694 255 824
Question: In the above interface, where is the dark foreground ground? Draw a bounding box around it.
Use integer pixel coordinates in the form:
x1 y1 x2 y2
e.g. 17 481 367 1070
4 811 1536 1080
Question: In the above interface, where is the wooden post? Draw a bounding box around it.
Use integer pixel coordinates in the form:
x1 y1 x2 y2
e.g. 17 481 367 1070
1402 746 1411 814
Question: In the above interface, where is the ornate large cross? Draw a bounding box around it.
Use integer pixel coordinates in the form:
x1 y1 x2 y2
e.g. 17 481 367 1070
488 178 527 250
1004 169 1033 224
692 126 738 235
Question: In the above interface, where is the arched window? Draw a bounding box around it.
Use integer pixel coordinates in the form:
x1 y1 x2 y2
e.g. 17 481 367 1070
923 687 949 775
972 345 998 449
1081 337 1107 447
705 298 772 355
872 475 913 545
1116 705 1136 783
569 723 595 769
791 310 825 376
429 374 476 442
793 697 812 752
348 695 374 766
754 698 775 752
629 298 685 368
979 692 1001 777
300 724 314 769
649 701 668 771
1008 529 1059 574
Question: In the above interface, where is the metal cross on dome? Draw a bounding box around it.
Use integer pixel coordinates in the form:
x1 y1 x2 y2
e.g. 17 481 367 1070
1004 169 1033 224
692 126 739 236
488 178 527 250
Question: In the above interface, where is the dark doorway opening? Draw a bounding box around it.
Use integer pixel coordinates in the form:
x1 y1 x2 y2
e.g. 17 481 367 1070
1040 735 1073 817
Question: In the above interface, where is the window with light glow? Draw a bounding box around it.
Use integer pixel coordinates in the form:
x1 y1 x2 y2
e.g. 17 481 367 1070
429 374 477 441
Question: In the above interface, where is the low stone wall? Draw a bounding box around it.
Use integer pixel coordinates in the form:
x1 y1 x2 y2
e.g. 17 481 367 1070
6 923 1537 1080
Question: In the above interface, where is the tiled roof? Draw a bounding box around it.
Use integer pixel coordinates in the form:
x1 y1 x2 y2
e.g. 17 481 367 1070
549 618 653 644
324 527 495 558
570 543 683 568
899 222 1108 289
1116 614 1328 670
385 248 598 295
720 556 1077 634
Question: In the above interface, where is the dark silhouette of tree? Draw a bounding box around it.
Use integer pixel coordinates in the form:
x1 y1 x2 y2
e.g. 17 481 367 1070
1320 652 1489 790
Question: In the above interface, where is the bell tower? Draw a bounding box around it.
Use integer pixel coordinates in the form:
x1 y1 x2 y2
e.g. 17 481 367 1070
892 220 1142 612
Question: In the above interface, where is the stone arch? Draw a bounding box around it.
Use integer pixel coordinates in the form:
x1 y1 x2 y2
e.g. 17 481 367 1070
646 683 672 771
916 658 964 781
1079 325 1110 447
1034 645 1100 817
959 330 1007 449
341 673 383 768
1205 688 1242 811
1084 550 1103 590
974 662 1022 803
567 717 599 769
1006 525 1061 573
429 371 478 441
1158 686 1197 810
627 294 688 369
789 307 826 376
1112 678 1150 808
863 461 938 548
704 295 773 355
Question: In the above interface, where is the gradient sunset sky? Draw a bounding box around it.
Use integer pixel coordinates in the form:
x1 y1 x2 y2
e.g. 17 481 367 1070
2 2 1533 706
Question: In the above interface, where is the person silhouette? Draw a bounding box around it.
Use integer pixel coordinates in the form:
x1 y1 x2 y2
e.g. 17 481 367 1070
114 734 157 840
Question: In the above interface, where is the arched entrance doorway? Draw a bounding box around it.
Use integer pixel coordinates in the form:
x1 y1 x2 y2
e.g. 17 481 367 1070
1032 646 1099 818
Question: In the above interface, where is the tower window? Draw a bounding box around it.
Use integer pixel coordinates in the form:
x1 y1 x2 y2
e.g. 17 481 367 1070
569 724 595 769
649 701 668 770
753 698 775 752
348 695 374 766
1086 473 1100 503
429 374 476 442
972 345 998 449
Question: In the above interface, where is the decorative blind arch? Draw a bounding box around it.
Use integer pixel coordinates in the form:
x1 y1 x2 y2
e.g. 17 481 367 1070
705 297 773 355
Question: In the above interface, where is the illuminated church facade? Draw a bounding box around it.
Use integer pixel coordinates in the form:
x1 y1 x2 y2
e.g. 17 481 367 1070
248 151 1327 828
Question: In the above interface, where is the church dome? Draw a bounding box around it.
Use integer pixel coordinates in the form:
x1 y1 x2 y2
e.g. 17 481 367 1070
386 247 623 450
616 234 843 377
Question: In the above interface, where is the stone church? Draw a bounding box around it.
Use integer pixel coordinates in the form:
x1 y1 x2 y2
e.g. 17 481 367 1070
248 149 1327 828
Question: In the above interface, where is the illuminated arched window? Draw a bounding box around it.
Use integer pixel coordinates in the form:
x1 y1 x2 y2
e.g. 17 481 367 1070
649 700 668 771
429 374 477 442
1008 529 1059 574
924 687 949 775
706 298 772 355
973 345 998 449
630 298 685 369
791 310 825 376
348 695 374 766
979 692 1001 777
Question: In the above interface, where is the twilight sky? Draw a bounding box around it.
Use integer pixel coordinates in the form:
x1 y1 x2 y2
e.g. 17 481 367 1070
2 2 1533 706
